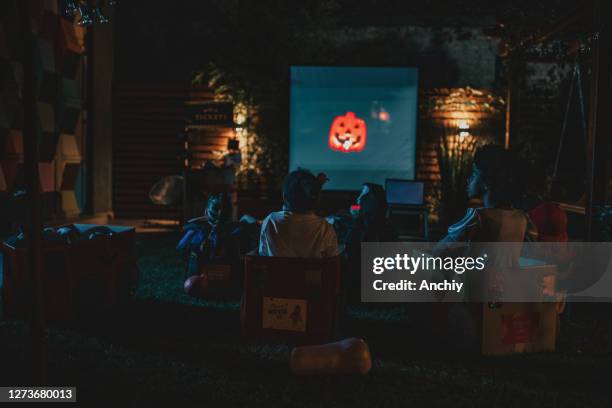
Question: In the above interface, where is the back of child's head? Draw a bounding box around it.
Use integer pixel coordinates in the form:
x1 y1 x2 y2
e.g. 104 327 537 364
473 144 520 206
206 192 232 225
282 169 322 213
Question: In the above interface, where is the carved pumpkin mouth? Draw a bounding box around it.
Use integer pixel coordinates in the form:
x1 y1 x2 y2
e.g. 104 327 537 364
329 112 367 153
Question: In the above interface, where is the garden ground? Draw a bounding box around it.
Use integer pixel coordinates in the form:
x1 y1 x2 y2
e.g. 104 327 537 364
1 232 611 407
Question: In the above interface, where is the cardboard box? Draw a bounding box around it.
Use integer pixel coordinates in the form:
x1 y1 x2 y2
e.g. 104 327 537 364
432 264 560 356
1 224 138 321
482 302 557 355
241 255 342 345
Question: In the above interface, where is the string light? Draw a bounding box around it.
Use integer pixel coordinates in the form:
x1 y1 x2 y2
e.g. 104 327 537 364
63 0 116 26
92 6 110 24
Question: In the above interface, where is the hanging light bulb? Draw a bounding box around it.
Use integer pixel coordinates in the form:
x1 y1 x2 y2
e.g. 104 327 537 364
67 0 117 26
63 0 79 16
77 3 94 26
93 6 109 23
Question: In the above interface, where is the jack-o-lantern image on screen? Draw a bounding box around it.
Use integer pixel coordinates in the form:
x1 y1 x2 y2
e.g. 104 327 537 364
328 111 367 153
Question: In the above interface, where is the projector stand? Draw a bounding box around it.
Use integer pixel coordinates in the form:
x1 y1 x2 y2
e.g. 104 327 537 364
387 205 429 241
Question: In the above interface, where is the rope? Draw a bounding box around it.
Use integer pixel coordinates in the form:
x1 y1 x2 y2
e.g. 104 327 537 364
552 57 582 180
575 63 588 144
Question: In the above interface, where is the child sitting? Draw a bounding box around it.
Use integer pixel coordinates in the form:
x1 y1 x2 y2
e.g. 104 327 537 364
177 193 250 280
258 169 339 258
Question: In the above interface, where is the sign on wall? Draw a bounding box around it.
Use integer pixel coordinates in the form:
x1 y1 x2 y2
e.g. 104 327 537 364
186 102 234 127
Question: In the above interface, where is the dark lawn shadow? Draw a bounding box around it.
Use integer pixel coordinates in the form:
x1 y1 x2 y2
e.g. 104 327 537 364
72 298 243 360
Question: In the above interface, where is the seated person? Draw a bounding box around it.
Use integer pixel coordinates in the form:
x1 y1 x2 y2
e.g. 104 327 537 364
337 183 397 252
351 183 397 243
435 145 537 263
177 193 247 278
332 184 397 247
440 144 536 243
343 183 397 301
259 169 339 258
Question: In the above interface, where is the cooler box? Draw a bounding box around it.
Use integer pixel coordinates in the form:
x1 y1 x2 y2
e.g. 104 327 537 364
1 224 138 321
241 255 342 345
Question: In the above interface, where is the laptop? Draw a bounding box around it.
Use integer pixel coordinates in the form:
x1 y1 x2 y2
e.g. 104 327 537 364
385 179 424 206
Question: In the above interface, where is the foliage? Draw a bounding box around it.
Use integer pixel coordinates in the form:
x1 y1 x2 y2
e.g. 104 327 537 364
420 88 504 227
193 64 265 188
435 129 492 227
190 1 342 189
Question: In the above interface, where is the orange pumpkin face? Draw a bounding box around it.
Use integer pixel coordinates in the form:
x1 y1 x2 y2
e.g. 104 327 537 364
328 112 367 153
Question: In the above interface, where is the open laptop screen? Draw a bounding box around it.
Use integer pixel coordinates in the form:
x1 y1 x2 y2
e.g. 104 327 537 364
385 179 424 205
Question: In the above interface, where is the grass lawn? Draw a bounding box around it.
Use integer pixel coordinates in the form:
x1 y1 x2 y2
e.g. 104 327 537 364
1 232 612 407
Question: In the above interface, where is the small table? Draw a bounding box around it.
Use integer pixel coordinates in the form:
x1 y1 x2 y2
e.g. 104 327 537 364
388 205 429 241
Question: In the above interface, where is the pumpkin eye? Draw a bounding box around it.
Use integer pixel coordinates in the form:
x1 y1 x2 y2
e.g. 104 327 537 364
339 123 344 127
355 124 359 129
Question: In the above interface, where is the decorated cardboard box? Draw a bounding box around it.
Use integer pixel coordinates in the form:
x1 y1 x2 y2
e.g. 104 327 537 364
241 255 342 345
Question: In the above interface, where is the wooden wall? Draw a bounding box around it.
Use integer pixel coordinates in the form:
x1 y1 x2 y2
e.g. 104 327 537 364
417 88 505 220
112 86 222 219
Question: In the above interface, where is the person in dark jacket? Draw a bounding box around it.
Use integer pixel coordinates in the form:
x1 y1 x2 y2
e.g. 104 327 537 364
177 193 257 281
343 183 397 302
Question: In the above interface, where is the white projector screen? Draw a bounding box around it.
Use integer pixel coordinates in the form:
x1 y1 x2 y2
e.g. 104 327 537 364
289 66 418 190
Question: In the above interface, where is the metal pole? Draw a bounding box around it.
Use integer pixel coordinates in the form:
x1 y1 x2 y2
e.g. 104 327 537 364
585 0 609 241
19 0 46 383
